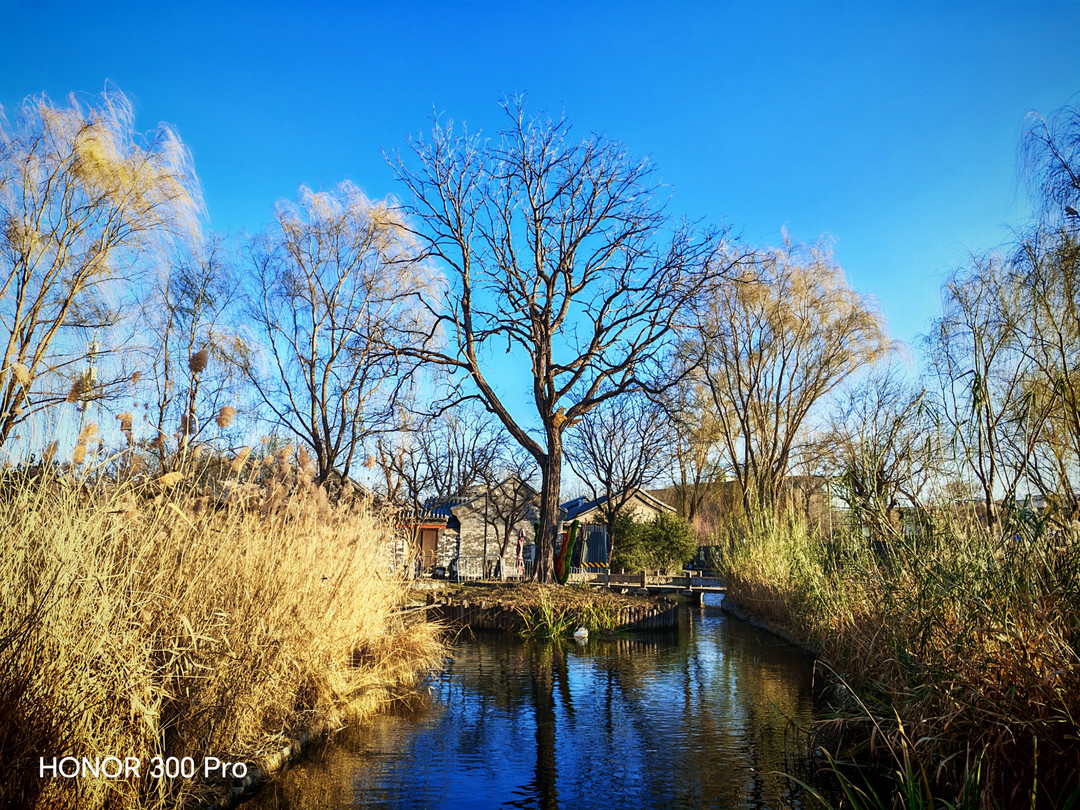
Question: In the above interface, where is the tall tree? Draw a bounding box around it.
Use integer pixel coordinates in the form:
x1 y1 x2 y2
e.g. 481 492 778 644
681 237 890 514
390 99 728 582
241 182 435 485
0 90 201 449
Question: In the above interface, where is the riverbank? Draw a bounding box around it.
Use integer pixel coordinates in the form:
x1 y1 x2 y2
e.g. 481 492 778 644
719 512 1080 807
0 468 443 810
410 582 681 635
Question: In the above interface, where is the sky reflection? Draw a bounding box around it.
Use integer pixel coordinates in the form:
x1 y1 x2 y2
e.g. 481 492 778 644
250 604 820 810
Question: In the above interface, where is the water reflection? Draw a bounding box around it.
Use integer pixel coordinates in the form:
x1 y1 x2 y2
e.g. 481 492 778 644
249 599 820 809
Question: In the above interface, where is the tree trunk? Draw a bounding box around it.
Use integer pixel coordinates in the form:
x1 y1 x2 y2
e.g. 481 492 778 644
536 437 563 584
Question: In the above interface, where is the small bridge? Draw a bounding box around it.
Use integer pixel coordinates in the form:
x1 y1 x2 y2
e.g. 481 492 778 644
577 570 726 603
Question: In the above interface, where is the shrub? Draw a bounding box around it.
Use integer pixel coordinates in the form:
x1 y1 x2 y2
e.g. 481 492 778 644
642 511 697 573
610 511 648 571
610 511 696 573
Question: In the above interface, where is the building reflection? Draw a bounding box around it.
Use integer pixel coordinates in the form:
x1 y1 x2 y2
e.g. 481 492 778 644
248 606 819 810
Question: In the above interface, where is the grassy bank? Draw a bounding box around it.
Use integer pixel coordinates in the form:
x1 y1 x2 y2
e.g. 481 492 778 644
0 466 443 810
719 512 1080 807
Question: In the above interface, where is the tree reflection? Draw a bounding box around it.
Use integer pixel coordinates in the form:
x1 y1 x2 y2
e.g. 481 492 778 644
246 609 821 810
529 642 559 810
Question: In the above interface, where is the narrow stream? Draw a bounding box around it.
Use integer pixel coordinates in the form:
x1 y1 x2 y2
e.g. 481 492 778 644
248 596 825 809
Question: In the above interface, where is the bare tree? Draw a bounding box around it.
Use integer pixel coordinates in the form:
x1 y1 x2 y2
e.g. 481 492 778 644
828 363 938 538
1011 228 1080 521
374 404 534 572
374 401 508 515
0 90 201 450
137 236 244 469
240 182 436 485
564 393 672 559
390 99 728 582
423 403 510 500
479 451 540 578
927 255 1032 531
681 237 890 514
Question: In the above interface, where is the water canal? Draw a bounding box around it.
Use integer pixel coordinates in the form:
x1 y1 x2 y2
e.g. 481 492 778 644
247 596 826 809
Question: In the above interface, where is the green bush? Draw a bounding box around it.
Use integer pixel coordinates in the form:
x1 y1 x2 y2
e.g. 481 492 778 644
610 511 648 571
644 511 697 572
610 511 696 573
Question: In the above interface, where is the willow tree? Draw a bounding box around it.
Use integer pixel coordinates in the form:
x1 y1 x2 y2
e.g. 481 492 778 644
927 255 1032 531
1015 100 1080 520
1021 99 1080 224
682 238 890 514
658 375 728 526
390 99 727 582
1011 229 1080 521
242 182 437 485
0 90 201 449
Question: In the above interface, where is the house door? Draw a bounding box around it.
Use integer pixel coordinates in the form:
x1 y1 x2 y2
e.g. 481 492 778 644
420 529 439 571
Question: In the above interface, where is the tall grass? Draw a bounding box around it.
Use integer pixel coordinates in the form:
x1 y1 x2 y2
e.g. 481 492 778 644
720 510 1080 807
517 588 579 638
0 462 443 810
515 585 623 638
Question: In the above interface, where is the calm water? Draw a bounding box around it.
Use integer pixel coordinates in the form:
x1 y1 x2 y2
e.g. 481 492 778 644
248 596 823 810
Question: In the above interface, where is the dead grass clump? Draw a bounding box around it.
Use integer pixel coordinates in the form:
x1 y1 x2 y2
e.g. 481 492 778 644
10 362 31 386
0 467 444 810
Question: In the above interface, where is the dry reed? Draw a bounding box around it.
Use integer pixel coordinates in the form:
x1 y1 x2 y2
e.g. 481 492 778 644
719 511 1080 806
0 465 443 810
188 348 209 374
65 377 84 403
215 406 236 429
11 362 30 386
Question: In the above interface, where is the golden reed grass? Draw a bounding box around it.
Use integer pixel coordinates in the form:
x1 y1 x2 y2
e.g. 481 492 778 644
0 465 443 810
719 512 1080 807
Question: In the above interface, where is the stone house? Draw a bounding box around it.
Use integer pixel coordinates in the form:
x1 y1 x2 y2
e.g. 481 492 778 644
425 475 539 578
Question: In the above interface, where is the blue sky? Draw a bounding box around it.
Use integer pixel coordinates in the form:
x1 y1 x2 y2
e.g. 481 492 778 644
2 0 1078 352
